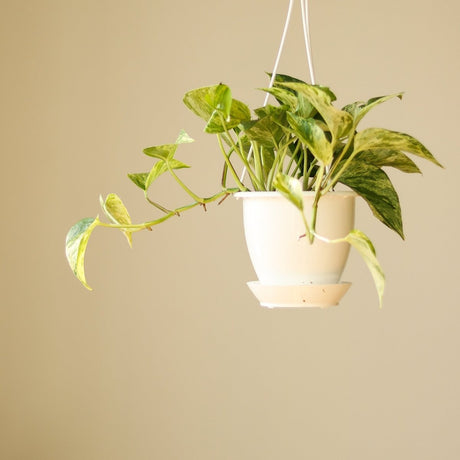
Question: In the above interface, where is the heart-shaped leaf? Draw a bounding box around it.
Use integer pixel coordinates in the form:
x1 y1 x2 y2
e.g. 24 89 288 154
183 85 250 133
344 229 385 308
354 149 421 174
100 194 133 246
128 172 149 190
145 158 190 191
343 93 403 127
65 217 100 290
143 143 177 160
286 113 333 165
338 161 404 239
279 82 353 143
354 128 443 167
175 130 194 145
273 173 304 211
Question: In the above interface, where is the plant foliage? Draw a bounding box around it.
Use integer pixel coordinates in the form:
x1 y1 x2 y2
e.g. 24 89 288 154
65 74 442 306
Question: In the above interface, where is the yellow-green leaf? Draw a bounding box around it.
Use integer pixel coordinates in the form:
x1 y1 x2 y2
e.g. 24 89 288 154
273 173 304 211
143 143 177 160
354 128 443 167
128 172 149 190
175 130 194 145
145 158 190 192
65 217 100 290
279 82 353 143
286 113 333 165
345 229 385 308
183 84 251 134
100 194 133 247
343 93 403 127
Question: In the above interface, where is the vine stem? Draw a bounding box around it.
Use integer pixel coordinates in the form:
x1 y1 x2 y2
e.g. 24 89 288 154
216 134 247 191
98 189 238 233
220 118 263 191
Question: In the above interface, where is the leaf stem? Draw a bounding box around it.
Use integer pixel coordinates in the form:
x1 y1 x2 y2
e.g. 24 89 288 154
144 192 174 214
166 163 203 202
222 129 263 190
216 134 247 191
323 129 357 191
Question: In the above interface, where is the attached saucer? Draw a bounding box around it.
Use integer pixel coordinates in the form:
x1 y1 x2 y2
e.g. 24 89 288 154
247 281 351 308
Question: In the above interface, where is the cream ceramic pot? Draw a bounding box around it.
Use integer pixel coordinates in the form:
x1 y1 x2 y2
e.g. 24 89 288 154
235 191 356 285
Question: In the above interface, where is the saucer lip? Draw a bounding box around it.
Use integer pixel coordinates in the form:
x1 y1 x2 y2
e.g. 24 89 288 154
247 281 352 287
260 301 340 309
247 281 351 308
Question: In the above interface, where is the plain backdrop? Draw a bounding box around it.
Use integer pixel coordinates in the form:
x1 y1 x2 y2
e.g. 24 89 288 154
1 0 459 459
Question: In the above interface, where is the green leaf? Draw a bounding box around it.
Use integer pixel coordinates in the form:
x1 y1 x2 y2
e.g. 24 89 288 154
204 99 251 133
338 161 404 239
259 87 299 112
65 217 100 290
262 86 316 119
343 93 403 126
271 73 337 101
355 149 421 174
273 173 304 211
254 104 288 119
354 128 443 167
100 193 133 247
241 112 285 149
344 229 385 308
206 84 232 119
175 130 194 145
128 172 149 190
145 162 167 190
270 75 337 119
286 113 333 165
143 143 177 160
183 85 251 133
278 82 353 142
145 158 190 191
269 73 308 85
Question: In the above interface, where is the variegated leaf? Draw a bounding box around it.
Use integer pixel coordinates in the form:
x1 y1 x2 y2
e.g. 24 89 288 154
279 82 353 143
354 128 443 167
273 173 304 211
286 113 333 165
343 93 403 126
345 229 385 308
145 158 190 191
338 161 404 239
100 193 133 246
128 172 149 190
183 84 251 133
175 130 194 145
65 217 100 290
242 114 285 149
143 143 177 160
355 149 421 174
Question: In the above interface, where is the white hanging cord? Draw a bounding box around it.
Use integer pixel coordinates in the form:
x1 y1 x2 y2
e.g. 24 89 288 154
300 0 316 85
239 0 316 183
263 0 295 106
240 0 295 183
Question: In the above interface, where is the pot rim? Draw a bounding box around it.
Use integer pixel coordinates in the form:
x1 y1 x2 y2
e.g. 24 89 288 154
234 190 356 199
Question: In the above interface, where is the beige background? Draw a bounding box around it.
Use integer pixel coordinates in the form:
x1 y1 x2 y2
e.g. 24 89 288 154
1 0 459 458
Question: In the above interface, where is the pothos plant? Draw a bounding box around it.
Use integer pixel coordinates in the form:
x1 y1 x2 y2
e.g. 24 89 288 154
65 74 442 306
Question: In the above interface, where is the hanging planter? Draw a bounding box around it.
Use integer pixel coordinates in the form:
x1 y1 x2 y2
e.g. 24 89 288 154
236 191 355 307
64 2 443 308
236 191 355 285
